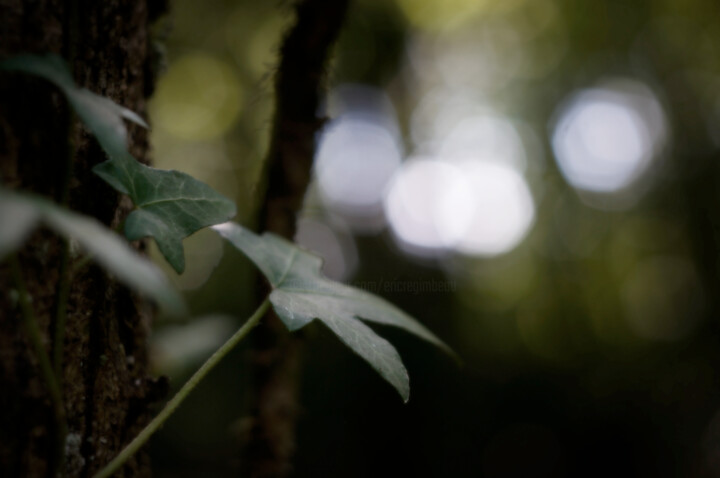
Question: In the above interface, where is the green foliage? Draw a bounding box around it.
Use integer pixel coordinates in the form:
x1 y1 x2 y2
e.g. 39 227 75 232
0 54 148 154
1 54 237 273
93 153 237 273
0 188 186 316
2 51 453 476
214 221 454 401
0 52 455 402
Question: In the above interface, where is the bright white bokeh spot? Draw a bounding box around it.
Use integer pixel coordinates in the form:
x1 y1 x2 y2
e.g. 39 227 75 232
315 85 402 228
442 161 535 256
552 80 667 193
384 159 470 252
384 158 535 257
315 117 402 212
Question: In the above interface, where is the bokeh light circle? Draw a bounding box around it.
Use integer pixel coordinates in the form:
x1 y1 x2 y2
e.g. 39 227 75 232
442 160 535 256
551 80 667 194
384 158 535 257
384 159 468 252
151 54 243 141
315 116 402 216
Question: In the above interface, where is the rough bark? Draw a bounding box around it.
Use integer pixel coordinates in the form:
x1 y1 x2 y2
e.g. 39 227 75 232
0 1 164 476
242 0 350 477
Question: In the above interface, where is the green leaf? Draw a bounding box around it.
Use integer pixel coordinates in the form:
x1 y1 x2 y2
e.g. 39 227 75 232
213 222 456 402
0 54 76 90
0 189 187 317
1 54 237 274
0 192 41 259
93 153 237 274
0 54 147 159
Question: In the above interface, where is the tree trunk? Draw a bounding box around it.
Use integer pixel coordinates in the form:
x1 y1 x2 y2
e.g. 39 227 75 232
0 1 164 476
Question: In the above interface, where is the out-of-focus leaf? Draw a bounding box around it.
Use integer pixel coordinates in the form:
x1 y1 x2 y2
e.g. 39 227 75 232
0 193 41 259
1 54 237 274
213 221 456 402
0 54 147 159
0 189 187 317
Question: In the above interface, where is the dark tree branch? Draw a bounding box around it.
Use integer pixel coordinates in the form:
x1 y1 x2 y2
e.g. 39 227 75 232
259 0 350 237
243 1 350 477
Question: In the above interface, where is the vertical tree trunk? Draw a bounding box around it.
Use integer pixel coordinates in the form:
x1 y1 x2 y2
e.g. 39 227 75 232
0 1 164 476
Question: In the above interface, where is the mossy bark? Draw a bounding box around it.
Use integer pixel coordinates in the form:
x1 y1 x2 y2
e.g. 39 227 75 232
0 1 165 476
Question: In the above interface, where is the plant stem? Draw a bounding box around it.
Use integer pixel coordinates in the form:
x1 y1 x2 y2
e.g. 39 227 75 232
93 297 271 478
10 255 68 475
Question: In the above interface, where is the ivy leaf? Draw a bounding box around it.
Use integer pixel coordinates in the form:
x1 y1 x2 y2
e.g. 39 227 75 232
213 222 456 402
1 54 237 274
0 189 187 317
93 153 237 274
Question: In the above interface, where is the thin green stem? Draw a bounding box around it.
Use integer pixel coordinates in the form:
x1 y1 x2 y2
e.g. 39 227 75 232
93 298 271 478
10 255 68 474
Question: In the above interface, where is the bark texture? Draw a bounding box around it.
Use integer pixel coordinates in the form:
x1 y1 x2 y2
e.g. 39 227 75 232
243 0 350 477
0 1 164 476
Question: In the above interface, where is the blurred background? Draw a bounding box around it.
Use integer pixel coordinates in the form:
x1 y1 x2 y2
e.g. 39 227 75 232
145 0 720 476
